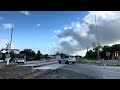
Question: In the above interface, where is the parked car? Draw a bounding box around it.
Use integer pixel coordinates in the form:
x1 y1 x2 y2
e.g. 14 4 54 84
15 58 25 64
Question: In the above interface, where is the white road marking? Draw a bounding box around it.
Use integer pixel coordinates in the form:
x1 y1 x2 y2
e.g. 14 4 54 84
33 63 66 70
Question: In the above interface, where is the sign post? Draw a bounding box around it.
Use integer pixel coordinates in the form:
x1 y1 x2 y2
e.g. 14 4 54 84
115 51 119 60
5 43 11 65
106 52 110 60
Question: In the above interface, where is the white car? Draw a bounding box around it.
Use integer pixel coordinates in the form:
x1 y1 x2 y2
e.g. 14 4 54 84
15 59 25 64
0 60 3 63
56 55 76 64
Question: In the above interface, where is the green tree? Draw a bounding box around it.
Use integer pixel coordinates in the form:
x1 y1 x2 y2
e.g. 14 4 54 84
35 50 42 60
20 49 36 61
59 53 66 57
44 54 49 60
10 51 16 61
56 52 60 55
86 50 96 59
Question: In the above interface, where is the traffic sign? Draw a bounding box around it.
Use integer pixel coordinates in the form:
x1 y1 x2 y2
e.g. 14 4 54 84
106 52 110 56
106 52 110 60
115 52 119 57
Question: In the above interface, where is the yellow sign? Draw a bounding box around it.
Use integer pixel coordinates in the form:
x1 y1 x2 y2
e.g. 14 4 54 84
115 52 119 57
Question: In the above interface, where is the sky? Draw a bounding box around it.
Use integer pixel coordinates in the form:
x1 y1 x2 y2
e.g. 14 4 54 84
0 11 88 55
0 11 120 56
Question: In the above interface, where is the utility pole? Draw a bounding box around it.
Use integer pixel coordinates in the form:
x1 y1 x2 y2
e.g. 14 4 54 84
6 28 13 65
95 15 100 61
10 28 13 49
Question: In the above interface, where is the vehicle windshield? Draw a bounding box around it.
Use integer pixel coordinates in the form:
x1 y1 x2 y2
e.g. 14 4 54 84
62 56 69 58
70 56 75 58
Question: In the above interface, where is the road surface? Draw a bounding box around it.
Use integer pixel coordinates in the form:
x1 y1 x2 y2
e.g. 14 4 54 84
19 60 120 79
19 60 58 67
60 63 120 79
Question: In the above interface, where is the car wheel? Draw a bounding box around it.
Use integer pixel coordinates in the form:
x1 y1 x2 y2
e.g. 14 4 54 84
65 60 69 64
59 60 61 64
72 62 75 64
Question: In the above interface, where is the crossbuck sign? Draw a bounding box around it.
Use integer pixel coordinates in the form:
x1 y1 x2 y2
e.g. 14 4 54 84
106 52 110 60
106 52 110 56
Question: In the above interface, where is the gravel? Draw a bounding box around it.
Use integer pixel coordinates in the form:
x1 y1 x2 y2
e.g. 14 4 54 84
35 69 92 79
0 64 34 79
0 64 93 79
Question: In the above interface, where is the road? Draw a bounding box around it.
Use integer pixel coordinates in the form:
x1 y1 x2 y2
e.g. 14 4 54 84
19 60 120 79
60 63 120 79
19 60 58 67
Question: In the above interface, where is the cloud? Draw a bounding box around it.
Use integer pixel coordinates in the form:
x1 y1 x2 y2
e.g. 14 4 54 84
33 23 41 29
2 23 14 29
54 29 61 35
64 25 72 30
51 11 120 55
20 11 31 15
0 38 20 51
37 24 40 27
0 39 8 49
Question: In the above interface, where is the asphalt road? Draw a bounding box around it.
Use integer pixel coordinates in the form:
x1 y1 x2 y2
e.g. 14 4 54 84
19 60 120 79
19 60 58 67
60 63 120 79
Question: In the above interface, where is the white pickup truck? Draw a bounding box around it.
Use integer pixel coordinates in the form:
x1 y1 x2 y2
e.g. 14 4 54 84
56 55 76 64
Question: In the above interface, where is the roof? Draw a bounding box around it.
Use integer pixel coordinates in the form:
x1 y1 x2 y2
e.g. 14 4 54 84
10 49 20 51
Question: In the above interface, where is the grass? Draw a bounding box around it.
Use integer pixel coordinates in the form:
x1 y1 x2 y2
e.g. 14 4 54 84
106 63 120 66
85 60 96 64
76 58 96 64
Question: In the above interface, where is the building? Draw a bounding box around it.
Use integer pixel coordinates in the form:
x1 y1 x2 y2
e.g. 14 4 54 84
0 49 21 61
10 49 20 54
1 49 20 54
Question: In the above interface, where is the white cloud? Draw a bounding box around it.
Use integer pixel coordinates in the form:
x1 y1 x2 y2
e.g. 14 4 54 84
37 24 40 27
20 11 30 15
0 38 18 49
71 50 87 56
0 39 8 49
54 29 61 35
2 23 14 29
33 23 41 29
64 25 72 30
51 36 58 39
51 11 120 55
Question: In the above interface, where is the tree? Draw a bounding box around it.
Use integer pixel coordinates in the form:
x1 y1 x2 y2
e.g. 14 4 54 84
10 51 16 61
59 53 66 57
56 52 60 55
35 50 42 60
20 49 36 61
44 54 49 60
86 50 96 59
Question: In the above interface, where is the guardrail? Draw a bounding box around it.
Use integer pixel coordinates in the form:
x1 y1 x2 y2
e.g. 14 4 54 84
96 60 120 65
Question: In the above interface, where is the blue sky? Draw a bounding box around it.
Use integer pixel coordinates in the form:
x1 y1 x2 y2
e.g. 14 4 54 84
0 11 88 54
